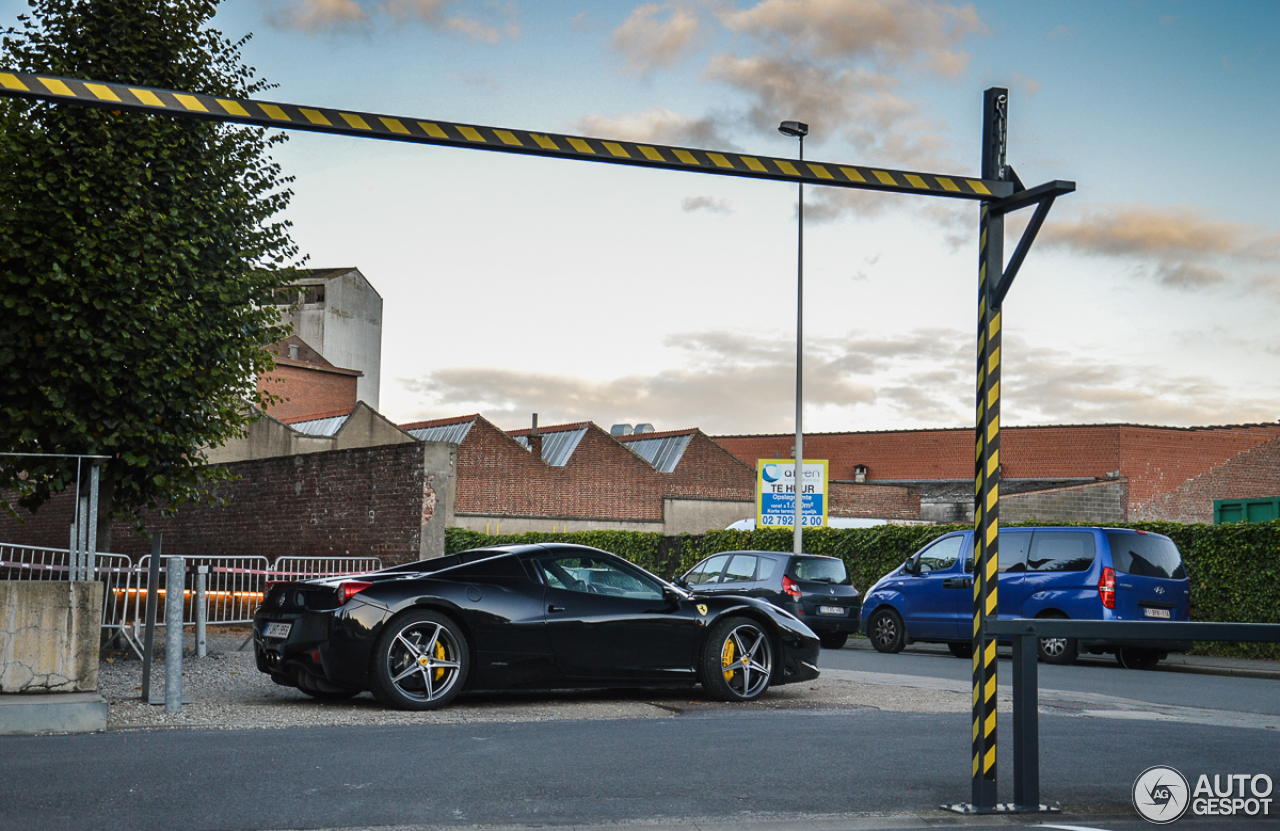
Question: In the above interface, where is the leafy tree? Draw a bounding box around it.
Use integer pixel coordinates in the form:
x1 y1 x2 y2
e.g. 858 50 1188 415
0 0 298 547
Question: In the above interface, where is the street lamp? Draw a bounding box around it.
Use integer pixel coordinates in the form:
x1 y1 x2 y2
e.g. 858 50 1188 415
778 119 808 555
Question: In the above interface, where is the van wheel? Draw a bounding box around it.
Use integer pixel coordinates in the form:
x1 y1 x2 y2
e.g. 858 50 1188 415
948 641 973 659
868 609 905 654
1036 615 1077 665
1116 647 1162 670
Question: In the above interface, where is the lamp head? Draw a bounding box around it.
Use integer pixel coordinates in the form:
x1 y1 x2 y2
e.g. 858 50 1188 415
777 120 809 138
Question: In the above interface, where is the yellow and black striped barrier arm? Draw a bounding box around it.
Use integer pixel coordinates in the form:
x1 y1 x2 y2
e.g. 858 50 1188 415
0 70 1013 201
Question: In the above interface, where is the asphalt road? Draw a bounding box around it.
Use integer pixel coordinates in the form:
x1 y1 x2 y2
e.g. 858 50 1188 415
819 641 1280 716
3 702 1279 831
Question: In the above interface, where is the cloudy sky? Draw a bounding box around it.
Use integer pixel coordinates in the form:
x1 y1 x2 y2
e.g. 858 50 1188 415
15 0 1280 436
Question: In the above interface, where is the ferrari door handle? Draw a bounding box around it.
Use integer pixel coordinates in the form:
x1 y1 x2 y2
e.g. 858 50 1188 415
943 577 972 589
548 604 566 613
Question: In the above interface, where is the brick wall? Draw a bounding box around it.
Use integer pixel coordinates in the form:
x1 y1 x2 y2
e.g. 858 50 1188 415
456 419 685 522
1135 437 1280 523
829 483 920 519
257 362 359 421
713 423 1280 514
0 443 434 565
1002 479 1129 524
453 419 923 525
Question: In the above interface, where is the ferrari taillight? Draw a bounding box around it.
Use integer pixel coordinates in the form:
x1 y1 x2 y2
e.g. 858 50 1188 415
337 581 372 605
1098 567 1116 610
782 575 802 598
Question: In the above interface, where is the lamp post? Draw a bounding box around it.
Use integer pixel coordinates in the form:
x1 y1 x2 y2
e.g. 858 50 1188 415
778 119 808 555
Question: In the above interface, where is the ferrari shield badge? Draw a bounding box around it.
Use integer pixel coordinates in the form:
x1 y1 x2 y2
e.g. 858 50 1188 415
696 604 708 616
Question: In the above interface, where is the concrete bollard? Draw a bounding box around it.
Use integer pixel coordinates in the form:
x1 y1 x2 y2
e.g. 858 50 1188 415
164 556 184 714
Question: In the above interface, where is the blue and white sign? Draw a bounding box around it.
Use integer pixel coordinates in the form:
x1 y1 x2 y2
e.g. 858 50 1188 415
757 459 829 529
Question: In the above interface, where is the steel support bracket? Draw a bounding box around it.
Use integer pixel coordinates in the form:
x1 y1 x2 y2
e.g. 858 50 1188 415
987 179 1076 308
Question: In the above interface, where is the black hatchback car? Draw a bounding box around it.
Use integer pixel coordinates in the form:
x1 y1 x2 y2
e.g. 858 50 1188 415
678 551 861 648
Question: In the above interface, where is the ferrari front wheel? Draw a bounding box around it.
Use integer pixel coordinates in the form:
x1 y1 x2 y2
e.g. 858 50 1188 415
701 616 773 702
371 609 470 710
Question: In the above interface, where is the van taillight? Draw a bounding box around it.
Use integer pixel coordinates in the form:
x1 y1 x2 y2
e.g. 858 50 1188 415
782 576 802 598
1099 567 1116 609
337 581 372 604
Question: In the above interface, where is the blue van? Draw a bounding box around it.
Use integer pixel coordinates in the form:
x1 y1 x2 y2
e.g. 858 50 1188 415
858 527 1192 669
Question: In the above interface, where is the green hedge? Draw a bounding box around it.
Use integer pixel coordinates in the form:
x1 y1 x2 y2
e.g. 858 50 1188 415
446 520 1280 659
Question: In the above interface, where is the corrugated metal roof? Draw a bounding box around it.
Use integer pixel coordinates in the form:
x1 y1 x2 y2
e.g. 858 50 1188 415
289 415 349 436
406 420 474 444
513 428 586 467
624 433 691 473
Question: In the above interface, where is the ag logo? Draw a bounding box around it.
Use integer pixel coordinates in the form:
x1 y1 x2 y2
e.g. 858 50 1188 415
1133 765 1190 824
696 604 708 616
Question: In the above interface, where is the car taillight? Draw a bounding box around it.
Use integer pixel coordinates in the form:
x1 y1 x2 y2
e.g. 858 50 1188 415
1098 567 1116 610
782 575 802 598
337 581 372 605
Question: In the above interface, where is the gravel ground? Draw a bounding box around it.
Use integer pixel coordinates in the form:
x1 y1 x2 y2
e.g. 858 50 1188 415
98 627 994 732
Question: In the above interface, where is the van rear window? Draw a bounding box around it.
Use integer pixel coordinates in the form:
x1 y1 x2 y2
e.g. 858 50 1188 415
1107 533 1186 579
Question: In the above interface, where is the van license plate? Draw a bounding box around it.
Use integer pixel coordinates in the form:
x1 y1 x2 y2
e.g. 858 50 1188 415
1143 608 1171 619
818 606 844 615
264 622 292 639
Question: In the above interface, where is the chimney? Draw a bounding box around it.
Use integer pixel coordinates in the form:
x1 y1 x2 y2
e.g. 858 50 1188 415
854 464 868 483
530 413 543 461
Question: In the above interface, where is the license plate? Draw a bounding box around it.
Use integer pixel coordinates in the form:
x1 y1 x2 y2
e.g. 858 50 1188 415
264 622 292 639
1143 608 1171 619
818 606 845 615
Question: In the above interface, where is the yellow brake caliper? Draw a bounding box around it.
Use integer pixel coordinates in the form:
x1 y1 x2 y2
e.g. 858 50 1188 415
722 638 736 681
434 640 447 681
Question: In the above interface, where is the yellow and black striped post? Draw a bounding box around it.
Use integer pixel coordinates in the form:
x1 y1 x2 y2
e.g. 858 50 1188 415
971 87 1009 810
0 70 1012 202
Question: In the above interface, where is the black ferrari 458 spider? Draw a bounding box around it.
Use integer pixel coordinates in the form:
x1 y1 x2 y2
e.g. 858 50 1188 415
253 543 821 710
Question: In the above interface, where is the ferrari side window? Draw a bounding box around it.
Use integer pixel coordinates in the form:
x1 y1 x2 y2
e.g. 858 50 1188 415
537 555 662 599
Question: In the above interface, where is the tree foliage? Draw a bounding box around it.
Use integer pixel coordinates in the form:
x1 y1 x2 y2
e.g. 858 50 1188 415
0 0 298 536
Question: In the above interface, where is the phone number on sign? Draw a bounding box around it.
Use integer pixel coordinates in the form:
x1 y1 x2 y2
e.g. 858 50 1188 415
760 514 825 527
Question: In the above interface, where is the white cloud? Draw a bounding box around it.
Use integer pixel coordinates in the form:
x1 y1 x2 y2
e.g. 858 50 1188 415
268 0 367 32
574 105 738 150
1040 203 1280 293
612 3 704 74
396 324 1280 434
268 0 519 41
718 0 984 73
682 195 734 213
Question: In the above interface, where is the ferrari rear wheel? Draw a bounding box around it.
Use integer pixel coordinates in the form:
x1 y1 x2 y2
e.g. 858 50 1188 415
701 616 773 702
371 609 469 710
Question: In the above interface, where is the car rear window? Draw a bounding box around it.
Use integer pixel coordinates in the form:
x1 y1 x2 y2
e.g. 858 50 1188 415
789 557 850 585
1027 531 1096 572
1107 532 1186 579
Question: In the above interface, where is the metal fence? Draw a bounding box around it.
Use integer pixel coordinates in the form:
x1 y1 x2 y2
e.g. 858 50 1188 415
0 543 382 655
274 556 382 579
1 542 133 641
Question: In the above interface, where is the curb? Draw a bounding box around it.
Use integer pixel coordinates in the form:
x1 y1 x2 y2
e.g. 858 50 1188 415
842 636 1280 680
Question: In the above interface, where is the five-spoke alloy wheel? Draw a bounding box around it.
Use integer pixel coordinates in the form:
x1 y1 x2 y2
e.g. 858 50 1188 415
371 609 470 710
701 616 774 701
868 608 906 654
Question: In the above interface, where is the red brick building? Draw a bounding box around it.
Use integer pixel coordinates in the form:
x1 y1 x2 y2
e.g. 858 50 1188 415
713 423 1280 523
400 415 771 534
256 335 362 421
